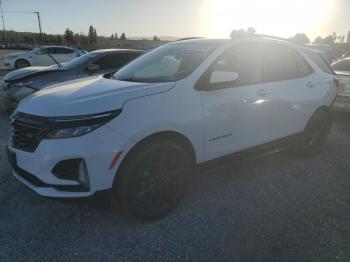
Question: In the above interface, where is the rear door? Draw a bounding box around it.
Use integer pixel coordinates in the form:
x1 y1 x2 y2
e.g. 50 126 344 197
261 43 321 141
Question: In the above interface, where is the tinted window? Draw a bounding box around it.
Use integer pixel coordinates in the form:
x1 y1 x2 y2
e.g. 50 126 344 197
305 50 333 74
39 48 49 54
332 60 350 72
295 52 313 77
261 44 299 82
92 52 141 70
53 48 74 54
208 43 262 87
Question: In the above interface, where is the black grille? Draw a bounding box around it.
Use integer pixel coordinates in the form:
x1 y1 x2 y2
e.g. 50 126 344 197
10 112 48 153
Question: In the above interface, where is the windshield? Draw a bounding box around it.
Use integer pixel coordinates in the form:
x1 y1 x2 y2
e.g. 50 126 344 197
62 53 96 70
113 42 219 83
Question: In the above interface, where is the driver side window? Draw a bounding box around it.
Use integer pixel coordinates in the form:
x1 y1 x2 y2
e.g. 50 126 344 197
209 43 262 87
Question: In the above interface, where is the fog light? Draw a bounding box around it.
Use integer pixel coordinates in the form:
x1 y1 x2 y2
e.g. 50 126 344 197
78 160 90 190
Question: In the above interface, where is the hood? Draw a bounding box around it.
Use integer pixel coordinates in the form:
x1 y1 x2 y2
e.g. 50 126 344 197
5 52 26 58
4 65 60 82
17 75 175 117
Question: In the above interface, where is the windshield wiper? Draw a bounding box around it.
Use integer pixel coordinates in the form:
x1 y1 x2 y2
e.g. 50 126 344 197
47 53 63 69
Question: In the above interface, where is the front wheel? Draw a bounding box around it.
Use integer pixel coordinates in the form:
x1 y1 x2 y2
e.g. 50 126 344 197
15 59 30 69
117 140 192 221
291 109 332 158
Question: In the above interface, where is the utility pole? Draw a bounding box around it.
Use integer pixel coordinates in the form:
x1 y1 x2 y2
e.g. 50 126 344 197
0 0 6 45
34 11 43 44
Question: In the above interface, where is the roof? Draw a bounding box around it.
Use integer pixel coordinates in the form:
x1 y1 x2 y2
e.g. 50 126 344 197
90 48 144 54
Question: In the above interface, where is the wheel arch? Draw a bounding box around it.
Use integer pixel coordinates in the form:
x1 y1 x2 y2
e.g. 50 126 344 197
113 130 197 188
303 105 332 131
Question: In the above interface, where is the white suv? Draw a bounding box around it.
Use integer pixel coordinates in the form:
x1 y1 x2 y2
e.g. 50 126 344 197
7 36 338 220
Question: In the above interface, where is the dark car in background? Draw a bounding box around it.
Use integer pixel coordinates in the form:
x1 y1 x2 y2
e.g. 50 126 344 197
0 49 143 109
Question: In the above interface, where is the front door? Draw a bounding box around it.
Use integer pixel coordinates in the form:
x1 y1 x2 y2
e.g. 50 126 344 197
198 43 273 160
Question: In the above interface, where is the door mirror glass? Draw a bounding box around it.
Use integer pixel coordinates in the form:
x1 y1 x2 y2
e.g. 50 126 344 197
210 70 239 84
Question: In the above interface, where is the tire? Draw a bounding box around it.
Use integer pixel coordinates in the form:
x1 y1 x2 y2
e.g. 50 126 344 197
291 109 332 158
117 139 192 221
15 59 30 69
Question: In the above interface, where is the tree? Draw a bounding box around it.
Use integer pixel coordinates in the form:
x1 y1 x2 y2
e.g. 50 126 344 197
93 29 97 41
114 33 118 40
230 27 256 38
291 33 310 44
120 32 126 40
153 35 160 41
64 28 74 45
88 25 97 44
110 34 115 40
314 36 323 44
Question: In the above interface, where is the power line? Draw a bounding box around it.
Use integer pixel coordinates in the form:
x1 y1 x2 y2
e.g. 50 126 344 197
2 10 34 14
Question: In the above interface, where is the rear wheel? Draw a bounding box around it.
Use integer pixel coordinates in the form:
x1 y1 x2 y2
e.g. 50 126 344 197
291 109 332 158
117 140 192 221
15 59 30 69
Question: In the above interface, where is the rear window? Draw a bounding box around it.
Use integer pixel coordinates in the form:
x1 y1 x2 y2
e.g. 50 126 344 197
261 44 300 82
332 60 350 72
305 50 334 74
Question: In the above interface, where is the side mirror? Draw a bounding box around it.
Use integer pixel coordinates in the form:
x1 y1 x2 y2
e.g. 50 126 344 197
87 64 100 74
210 71 239 84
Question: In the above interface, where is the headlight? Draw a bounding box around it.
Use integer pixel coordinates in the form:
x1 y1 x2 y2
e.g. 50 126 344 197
44 109 122 139
11 80 35 88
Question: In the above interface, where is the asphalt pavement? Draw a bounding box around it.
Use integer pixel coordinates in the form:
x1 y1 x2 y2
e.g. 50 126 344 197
0 111 350 262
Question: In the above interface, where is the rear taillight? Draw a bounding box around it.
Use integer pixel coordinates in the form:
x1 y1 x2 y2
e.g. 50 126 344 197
334 78 342 91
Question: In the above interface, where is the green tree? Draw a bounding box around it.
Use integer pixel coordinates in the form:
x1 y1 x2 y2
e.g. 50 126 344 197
120 32 126 40
88 25 97 44
114 33 118 40
64 28 74 45
153 35 160 41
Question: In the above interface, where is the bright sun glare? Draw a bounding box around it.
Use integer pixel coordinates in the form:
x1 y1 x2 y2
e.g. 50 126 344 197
206 0 334 38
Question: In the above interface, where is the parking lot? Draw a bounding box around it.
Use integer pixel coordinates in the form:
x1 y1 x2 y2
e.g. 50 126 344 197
0 110 349 261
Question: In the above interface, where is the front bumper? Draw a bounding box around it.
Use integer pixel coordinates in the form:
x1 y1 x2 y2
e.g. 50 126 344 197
7 124 131 198
3 59 15 69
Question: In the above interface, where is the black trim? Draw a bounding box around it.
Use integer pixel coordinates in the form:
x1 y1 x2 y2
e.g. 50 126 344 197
198 132 301 172
15 165 89 192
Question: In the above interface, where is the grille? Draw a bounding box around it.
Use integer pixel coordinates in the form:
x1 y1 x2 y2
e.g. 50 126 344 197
10 113 48 153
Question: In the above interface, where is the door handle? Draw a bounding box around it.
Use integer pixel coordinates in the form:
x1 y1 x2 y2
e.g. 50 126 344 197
306 81 315 88
256 90 271 97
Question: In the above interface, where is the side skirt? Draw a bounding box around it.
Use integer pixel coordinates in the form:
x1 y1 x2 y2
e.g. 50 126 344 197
197 133 302 173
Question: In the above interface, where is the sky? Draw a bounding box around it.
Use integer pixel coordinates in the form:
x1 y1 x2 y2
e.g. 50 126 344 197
1 0 350 40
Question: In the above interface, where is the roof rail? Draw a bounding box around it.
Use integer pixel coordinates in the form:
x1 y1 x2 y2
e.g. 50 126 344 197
176 37 205 42
231 34 305 46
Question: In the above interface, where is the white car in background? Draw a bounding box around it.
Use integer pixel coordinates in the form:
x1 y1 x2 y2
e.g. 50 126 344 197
7 36 338 220
331 58 350 111
4 46 82 69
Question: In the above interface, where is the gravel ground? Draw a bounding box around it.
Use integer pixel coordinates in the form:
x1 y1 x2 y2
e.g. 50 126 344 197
0 111 350 262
